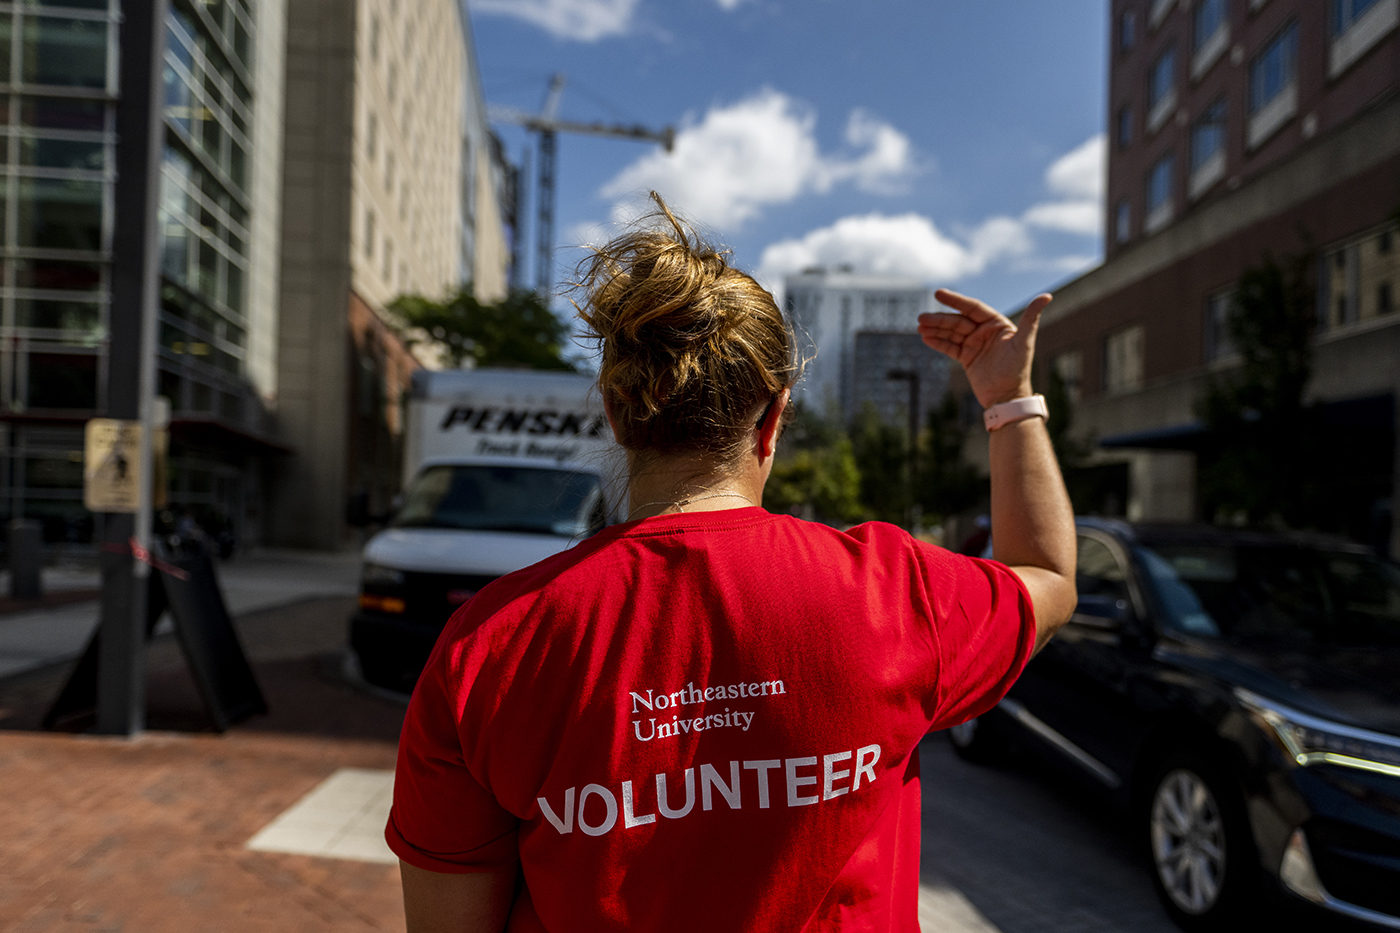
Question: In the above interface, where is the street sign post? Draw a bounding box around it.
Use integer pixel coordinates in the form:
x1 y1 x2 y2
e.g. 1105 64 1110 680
96 0 168 736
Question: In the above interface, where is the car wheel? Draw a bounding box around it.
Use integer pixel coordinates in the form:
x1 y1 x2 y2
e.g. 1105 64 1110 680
946 713 1011 764
1145 752 1258 931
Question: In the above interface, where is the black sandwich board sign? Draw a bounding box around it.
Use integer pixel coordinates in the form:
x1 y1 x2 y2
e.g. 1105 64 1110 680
44 542 267 731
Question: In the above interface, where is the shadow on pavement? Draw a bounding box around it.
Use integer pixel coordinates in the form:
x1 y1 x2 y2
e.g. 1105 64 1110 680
0 596 406 744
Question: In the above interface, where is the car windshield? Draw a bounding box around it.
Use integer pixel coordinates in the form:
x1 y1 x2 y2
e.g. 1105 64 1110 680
393 465 604 537
1135 542 1400 647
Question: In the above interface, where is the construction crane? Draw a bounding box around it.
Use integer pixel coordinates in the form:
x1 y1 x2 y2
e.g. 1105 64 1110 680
490 74 676 297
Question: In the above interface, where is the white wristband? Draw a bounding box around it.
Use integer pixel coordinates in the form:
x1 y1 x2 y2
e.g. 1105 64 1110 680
983 394 1048 432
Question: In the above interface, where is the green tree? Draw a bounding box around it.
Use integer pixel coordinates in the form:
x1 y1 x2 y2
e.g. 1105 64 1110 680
390 288 576 371
765 402 863 523
851 402 909 524
916 394 985 523
1196 252 1322 527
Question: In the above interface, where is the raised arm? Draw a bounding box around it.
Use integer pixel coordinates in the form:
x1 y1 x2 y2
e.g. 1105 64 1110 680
918 289 1077 650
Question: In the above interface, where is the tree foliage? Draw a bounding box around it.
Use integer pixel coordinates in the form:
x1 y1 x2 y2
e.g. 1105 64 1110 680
765 402 863 523
390 288 575 371
1196 253 1322 527
916 394 986 523
851 402 910 524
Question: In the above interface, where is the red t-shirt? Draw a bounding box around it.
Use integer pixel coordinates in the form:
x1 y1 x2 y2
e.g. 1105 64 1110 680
387 507 1035 932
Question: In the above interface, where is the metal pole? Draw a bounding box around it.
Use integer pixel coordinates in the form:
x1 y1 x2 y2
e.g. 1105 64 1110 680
96 0 167 735
535 129 556 298
510 146 530 292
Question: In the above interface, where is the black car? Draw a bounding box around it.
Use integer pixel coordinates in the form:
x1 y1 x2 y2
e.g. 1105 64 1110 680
948 519 1400 931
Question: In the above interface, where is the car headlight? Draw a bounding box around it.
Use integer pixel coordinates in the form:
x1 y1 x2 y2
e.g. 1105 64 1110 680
361 562 405 587
1236 687 1400 778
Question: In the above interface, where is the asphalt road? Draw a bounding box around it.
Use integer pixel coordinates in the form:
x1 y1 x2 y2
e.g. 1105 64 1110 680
915 731 1366 933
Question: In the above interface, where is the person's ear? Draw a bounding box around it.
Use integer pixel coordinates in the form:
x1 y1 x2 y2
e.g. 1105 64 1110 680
757 388 790 460
603 393 620 441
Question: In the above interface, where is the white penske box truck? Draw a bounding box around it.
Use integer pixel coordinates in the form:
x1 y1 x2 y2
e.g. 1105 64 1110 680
351 368 620 693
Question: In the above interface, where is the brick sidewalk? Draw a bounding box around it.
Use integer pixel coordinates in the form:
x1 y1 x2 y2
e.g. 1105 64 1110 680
0 597 410 933
0 731 403 933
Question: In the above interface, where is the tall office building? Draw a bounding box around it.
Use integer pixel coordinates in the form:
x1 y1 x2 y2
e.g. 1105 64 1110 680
784 269 948 424
0 1 288 549
992 0 1399 554
273 0 512 549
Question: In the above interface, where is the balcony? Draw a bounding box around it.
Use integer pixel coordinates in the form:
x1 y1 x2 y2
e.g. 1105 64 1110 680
1247 82 1296 150
1329 0 1399 78
1150 0 1177 30
1145 198 1174 235
1147 87 1177 134
1189 150 1226 200
1192 24 1230 80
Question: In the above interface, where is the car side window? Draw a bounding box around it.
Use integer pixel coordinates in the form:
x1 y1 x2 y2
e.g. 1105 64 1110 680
1076 535 1131 619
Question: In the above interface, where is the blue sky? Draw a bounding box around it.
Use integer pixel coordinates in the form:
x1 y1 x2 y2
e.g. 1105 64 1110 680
469 0 1109 314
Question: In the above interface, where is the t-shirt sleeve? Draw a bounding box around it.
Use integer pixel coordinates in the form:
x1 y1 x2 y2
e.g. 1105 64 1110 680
385 636 520 874
917 546 1037 731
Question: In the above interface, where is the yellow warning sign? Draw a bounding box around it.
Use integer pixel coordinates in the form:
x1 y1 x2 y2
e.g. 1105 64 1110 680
83 419 169 513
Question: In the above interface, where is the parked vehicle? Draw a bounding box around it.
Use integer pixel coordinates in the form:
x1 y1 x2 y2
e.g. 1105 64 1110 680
350 369 621 694
949 519 1400 931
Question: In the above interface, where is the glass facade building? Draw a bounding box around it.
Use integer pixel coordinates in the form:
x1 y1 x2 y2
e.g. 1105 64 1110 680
1 0 269 549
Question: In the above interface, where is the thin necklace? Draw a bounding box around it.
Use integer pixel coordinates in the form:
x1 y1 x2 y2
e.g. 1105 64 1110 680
627 491 755 521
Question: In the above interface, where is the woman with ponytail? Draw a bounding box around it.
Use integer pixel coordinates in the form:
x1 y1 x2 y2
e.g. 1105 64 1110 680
387 194 1077 932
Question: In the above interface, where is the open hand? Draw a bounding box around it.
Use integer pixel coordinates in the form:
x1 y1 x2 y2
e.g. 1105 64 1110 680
917 289 1052 408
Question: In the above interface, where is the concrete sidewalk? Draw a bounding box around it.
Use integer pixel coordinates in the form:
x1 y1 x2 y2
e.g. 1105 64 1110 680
0 549 361 680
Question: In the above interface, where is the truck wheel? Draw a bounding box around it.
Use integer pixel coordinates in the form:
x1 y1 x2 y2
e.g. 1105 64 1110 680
946 714 1011 764
1145 751 1258 931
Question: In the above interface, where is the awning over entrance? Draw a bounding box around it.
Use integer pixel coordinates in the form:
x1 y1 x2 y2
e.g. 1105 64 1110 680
170 416 294 456
1099 421 1207 450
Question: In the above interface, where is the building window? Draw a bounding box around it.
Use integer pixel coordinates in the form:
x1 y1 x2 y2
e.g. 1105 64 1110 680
1117 105 1134 148
364 208 376 259
1334 0 1384 33
1189 99 1227 199
1195 0 1228 48
1115 199 1133 243
370 13 380 61
1121 8 1138 50
1247 22 1298 149
1146 46 1177 133
1145 152 1175 233
1103 326 1145 394
1204 291 1238 362
1379 281 1394 315
1192 0 1230 77
1052 350 1083 403
367 112 377 161
1329 0 1398 77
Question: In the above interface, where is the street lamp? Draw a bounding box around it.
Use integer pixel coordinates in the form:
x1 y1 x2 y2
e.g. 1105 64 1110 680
887 369 920 530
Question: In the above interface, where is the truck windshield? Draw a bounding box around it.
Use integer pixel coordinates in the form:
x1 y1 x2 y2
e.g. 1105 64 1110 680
393 465 605 537
1136 543 1400 648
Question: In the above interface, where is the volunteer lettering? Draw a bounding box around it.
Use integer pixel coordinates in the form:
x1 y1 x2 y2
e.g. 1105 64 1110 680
537 744 881 838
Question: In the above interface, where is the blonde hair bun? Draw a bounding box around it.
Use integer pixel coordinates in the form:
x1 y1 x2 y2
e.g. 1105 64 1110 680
575 193 797 455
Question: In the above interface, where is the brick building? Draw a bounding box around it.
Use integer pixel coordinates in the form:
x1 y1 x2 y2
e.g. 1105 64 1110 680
970 0 1400 556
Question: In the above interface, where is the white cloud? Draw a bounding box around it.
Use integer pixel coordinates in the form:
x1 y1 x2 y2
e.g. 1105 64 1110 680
716 0 751 7
472 0 639 41
1022 133 1105 236
754 134 1106 294
756 212 1029 290
599 90 916 229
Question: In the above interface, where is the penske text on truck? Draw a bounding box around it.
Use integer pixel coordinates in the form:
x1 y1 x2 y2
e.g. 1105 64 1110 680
351 369 620 693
